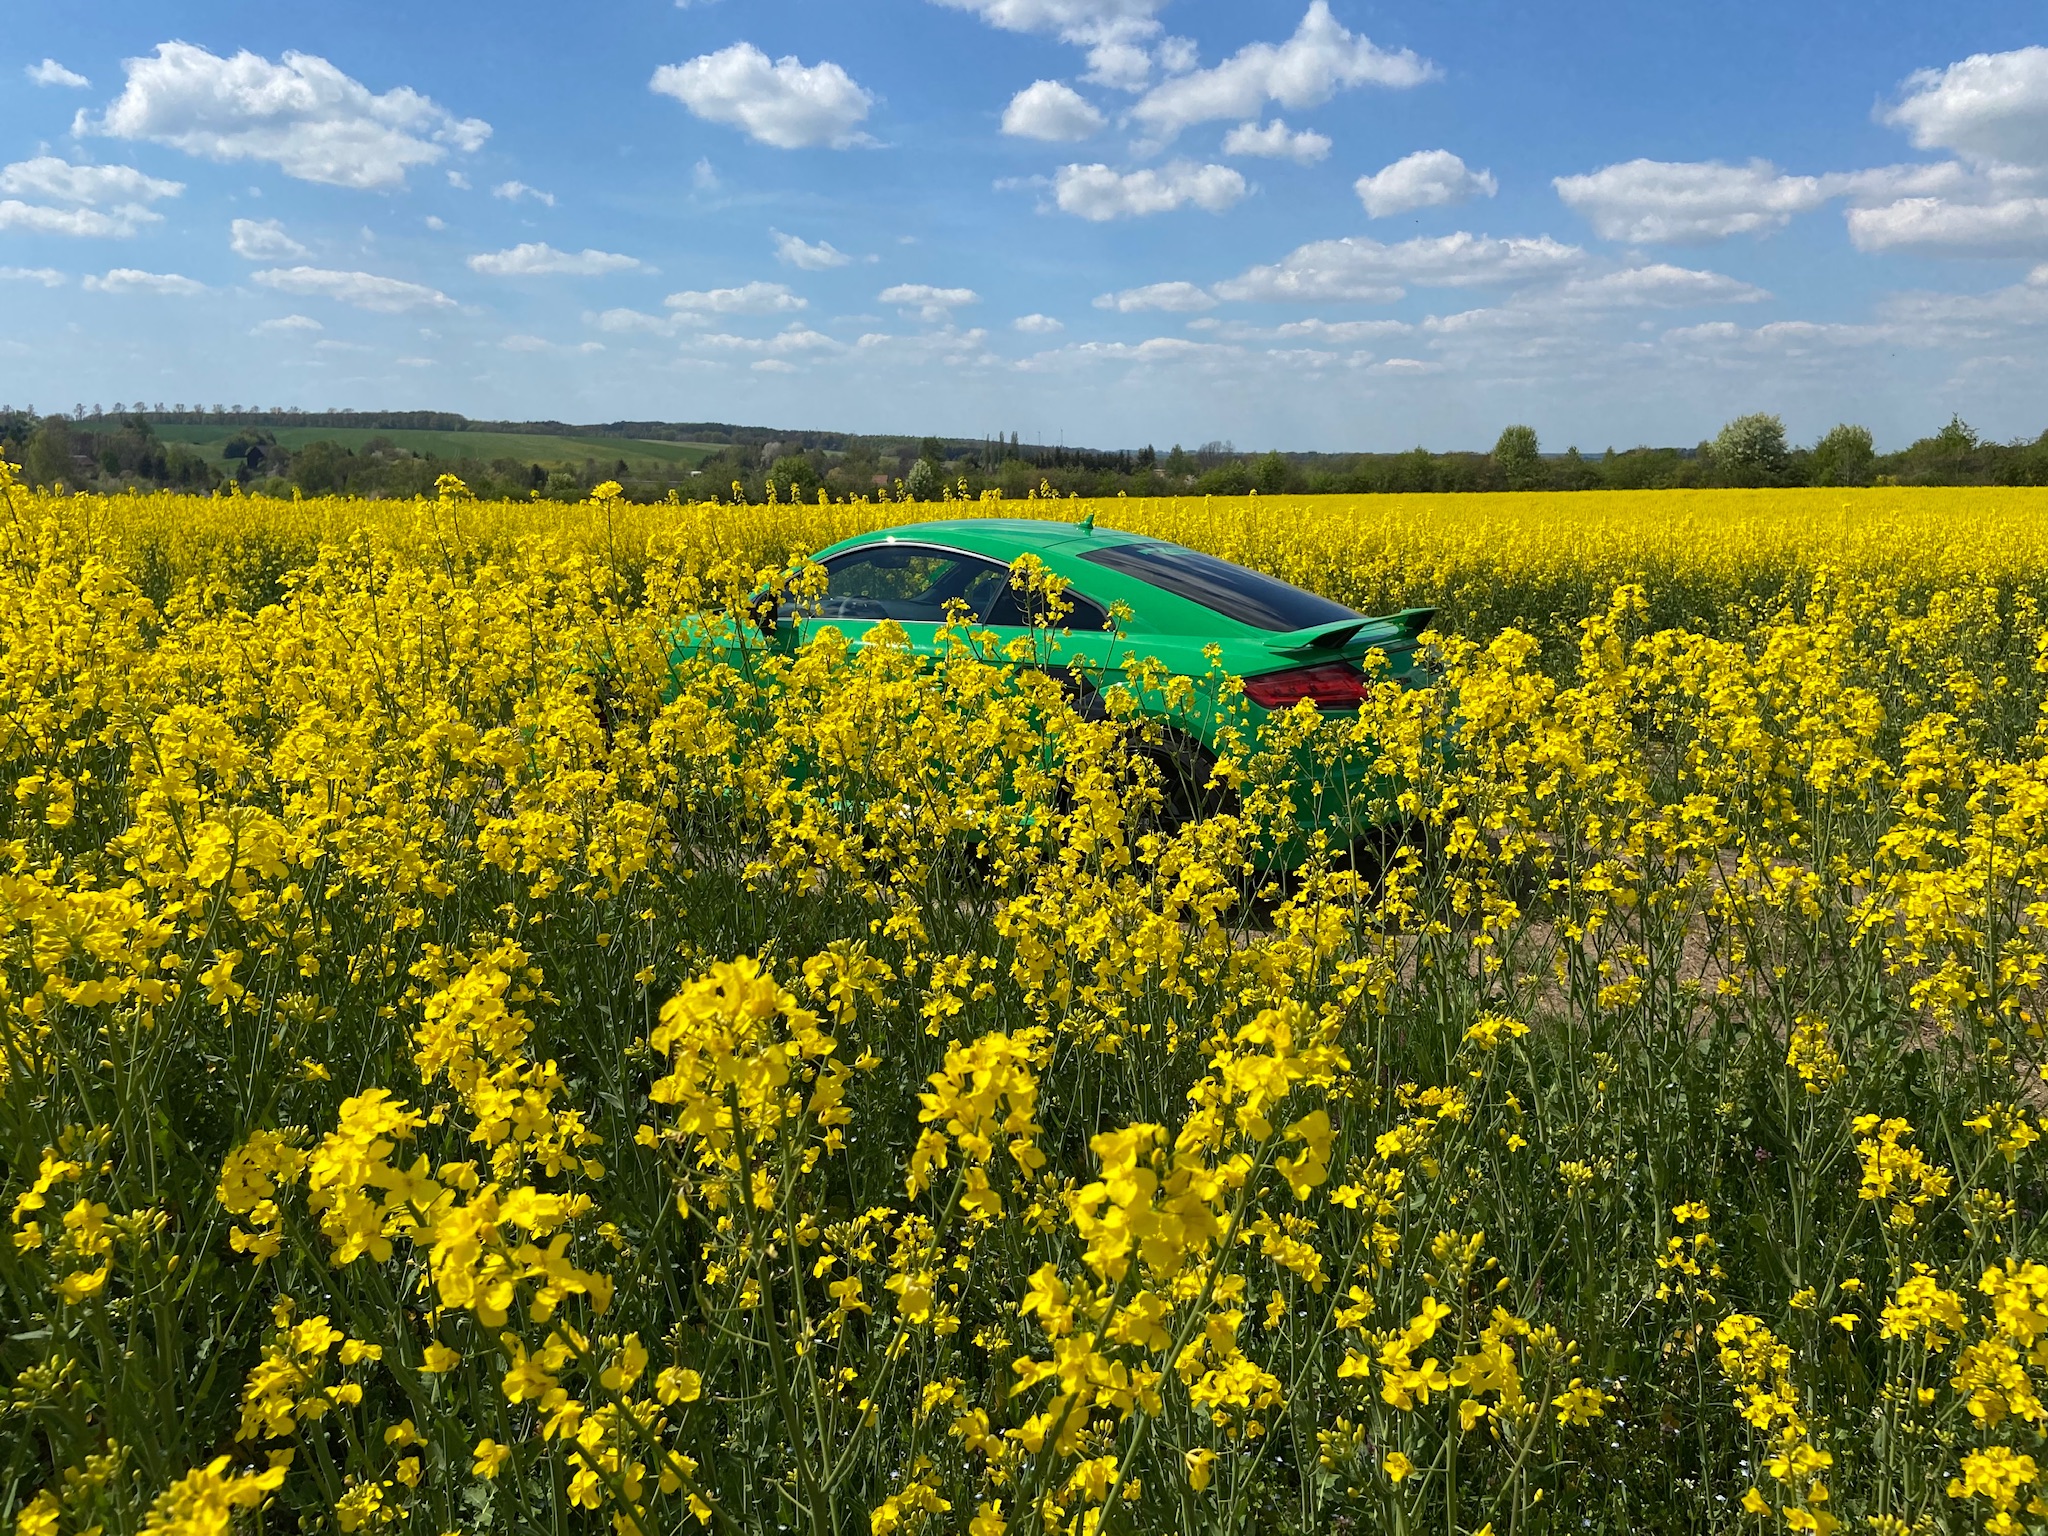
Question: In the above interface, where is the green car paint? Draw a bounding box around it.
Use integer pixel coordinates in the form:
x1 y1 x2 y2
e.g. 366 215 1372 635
670 517 1437 850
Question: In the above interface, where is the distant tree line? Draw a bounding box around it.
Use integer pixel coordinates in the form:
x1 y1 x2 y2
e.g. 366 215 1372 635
5 407 2046 502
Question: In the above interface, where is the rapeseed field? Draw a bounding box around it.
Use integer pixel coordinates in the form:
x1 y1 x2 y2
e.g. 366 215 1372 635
5 469 2048 1536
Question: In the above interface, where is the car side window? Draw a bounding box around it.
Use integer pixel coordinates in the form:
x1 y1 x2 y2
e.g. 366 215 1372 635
981 582 1112 632
786 544 1113 631
794 546 1012 623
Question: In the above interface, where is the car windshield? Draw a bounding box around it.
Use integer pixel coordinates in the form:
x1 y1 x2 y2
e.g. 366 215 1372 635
787 544 1110 630
1077 540 1358 632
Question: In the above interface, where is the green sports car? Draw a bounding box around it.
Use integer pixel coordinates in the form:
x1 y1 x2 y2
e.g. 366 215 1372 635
676 517 1435 846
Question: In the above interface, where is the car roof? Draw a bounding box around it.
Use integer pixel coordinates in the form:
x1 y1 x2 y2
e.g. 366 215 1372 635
828 517 1110 554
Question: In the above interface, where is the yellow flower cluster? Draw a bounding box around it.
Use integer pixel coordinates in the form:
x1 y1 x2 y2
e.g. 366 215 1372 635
4 470 2048 1536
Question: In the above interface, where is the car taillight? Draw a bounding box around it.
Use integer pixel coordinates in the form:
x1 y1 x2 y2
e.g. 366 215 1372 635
1242 660 1370 710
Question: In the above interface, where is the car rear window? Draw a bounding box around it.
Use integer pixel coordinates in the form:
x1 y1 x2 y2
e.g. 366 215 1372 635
1077 540 1358 632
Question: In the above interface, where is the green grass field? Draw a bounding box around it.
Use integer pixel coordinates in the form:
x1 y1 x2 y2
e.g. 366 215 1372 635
150 423 724 469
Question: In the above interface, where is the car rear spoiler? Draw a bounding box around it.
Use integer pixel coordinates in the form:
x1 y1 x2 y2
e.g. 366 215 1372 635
1265 606 1437 657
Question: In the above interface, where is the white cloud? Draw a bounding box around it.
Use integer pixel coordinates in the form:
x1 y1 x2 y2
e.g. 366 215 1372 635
0 157 184 206
0 203 156 238
28 59 90 89
1846 196 2048 255
1883 47 2048 169
772 229 852 269
753 358 800 373
1053 160 1246 219
82 42 489 190
1016 335 1241 371
693 324 844 357
0 154 185 227
586 307 704 338
252 265 457 312
1188 315 1411 343
1093 280 1216 312
253 313 322 334
492 179 555 207
83 268 205 296
1221 119 1331 164
926 1 1171 92
1001 80 1106 141
1554 158 1830 243
692 158 720 192
447 170 471 190
502 335 606 355
1552 264 1769 308
665 280 806 315
650 44 874 149
0 266 67 286
468 242 648 276
881 283 981 320
1876 267 2048 336
0 155 183 238
1130 2 1435 140
230 217 308 259
424 214 446 231
1356 149 1496 217
1214 230 1585 302
1013 312 1064 332
1662 318 1893 355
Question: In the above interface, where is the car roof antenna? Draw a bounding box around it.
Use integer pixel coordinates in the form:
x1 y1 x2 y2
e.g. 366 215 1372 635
1077 511 1095 533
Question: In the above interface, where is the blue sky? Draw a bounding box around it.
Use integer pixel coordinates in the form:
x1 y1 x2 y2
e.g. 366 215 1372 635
4 0 2047 450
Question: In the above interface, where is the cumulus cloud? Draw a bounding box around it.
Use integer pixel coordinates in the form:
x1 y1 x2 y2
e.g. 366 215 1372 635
0 203 149 238
692 324 844 357
81 42 490 190
1214 230 1585 302
0 155 185 236
1016 335 1241 372
650 44 874 149
586 307 688 337
1221 119 1331 164
468 242 649 276
880 283 980 320
772 229 853 269
1554 158 1833 243
83 268 205 296
1552 264 1769 308
492 179 555 207
1356 149 1496 217
1882 47 2048 169
0 157 185 206
926 0 1171 92
29 58 90 88
1053 160 1246 220
1001 80 1106 141
1013 312 1064 332
1187 315 1411 343
501 334 606 354
1846 196 2048 255
0 266 67 286
1129 3 1435 141
1876 266 2048 336
253 313 322 334
1093 280 1216 312
252 265 457 312
665 280 807 315
230 217 308 259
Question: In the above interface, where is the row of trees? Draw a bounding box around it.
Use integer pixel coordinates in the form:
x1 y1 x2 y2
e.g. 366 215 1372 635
7 409 2047 502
